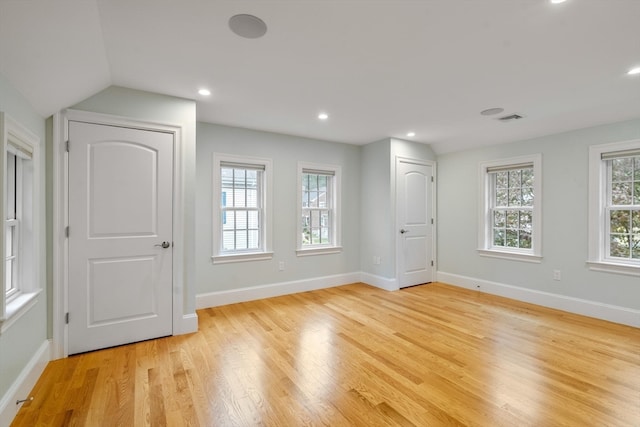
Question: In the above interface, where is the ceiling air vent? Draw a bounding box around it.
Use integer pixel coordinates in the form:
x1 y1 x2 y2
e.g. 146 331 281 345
497 114 524 122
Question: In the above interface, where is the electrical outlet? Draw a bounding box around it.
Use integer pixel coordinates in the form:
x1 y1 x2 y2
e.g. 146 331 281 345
278 261 285 271
553 270 561 281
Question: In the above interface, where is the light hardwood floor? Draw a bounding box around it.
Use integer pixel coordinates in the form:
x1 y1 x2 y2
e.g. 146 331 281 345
12 282 640 426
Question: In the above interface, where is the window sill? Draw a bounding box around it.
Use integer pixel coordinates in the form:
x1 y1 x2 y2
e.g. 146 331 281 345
586 261 640 277
477 249 542 263
1 289 42 334
296 246 343 257
212 251 274 264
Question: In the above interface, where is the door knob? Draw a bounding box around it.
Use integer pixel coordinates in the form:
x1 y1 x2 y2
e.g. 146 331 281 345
400 229 409 234
155 241 171 248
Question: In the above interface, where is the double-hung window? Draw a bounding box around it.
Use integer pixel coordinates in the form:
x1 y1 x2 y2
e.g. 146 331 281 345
297 163 341 256
2 112 40 329
212 154 273 263
478 154 542 262
588 140 640 275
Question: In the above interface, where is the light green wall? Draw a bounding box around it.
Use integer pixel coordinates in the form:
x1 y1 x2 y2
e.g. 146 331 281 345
72 86 197 314
196 122 361 293
437 118 640 309
359 138 436 280
0 73 47 400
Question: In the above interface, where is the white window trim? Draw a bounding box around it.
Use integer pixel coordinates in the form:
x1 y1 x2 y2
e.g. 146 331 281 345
588 139 640 276
212 153 273 264
478 154 542 263
296 162 342 257
1 112 41 333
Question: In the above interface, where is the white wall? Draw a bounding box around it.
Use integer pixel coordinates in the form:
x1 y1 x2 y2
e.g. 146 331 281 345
196 123 361 297
0 72 47 420
437 118 640 316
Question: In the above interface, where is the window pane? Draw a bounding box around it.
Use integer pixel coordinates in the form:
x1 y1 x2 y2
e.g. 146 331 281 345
317 175 327 192
495 189 508 207
520 211 532 233
236 230 248 250
506 211 518 229
6 259 12 293
223 231 235 251
634 181 640 205
248 211 259 229
521 168 534 187
506 229 519 247
522 187 534 206
508 170 521 188
318 191 327 208
495 171 508 188
632 211 640 234
493 210 505 227
611 182 632 205
508 188 521 207
248 230 259 249
321 227 329 244
6 225 13 257
493 229 505 246
520 231 532 249
612 158 633 182
632 235 640 259
610 210 630 234
223 211 234 230
236 210 247 230
610 234 630 258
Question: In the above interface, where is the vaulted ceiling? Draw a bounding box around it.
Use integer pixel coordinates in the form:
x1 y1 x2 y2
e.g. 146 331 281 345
1 0 638 153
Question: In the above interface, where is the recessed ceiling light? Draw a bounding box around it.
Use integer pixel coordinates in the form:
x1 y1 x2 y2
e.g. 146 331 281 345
550 0 567 4
198 89 211 96
628 67 640 75
480 107 505 116
229 14 267 39
406 132 416 137
318 113 329 120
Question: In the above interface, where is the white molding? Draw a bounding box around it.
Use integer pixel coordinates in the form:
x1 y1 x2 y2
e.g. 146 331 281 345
437 271 640 328
53 109 188 359
178 313 198 334
196 272 360 308
0 339 50 427
360 272 399 291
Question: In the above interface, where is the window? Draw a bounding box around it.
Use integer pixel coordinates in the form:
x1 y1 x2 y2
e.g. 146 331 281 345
297 163 341 256
588 140 640 275
212 154 272 263
478 155 542 262
1 112 41 330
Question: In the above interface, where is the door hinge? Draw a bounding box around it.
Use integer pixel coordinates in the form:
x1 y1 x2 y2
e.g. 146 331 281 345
431 176 434 182
66 140 70 152
431 218 434 225
65 226 69 238
431 260 434 267
65 312 69 324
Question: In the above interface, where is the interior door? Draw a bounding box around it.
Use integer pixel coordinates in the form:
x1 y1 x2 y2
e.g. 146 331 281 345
396 160 434 288
68 121 173 354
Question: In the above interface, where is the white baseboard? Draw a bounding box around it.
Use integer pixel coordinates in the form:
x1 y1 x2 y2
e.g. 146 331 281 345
0 339 51 426
360 272 398 291
177 313 199 334
196 272 361 309
437 271 640 328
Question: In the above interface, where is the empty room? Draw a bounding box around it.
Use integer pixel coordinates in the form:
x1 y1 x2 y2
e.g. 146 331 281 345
0 0 639 425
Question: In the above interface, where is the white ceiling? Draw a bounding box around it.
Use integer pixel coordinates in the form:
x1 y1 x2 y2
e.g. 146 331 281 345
1 0 639 154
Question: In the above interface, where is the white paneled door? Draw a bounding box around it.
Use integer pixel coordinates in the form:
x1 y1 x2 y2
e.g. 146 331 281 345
68 121 173 354
396 160 434 288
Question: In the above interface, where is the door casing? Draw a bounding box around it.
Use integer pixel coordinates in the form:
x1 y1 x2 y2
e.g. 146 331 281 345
52 109 188 358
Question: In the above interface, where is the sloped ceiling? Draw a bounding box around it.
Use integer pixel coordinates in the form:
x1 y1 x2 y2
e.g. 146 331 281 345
1 0 639 154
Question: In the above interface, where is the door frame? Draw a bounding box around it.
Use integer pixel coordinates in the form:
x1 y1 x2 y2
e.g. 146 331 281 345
394 156 437 287
52 109 187 358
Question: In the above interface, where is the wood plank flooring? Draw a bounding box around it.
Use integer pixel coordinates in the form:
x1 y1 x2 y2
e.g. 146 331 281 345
12 282 640 426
